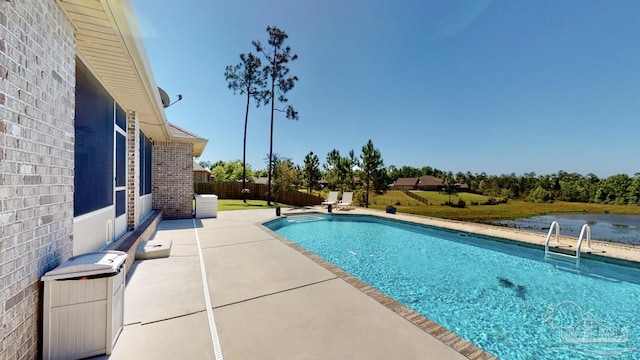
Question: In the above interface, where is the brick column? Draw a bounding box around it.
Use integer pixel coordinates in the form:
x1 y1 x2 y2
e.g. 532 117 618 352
152 141 194 219
127 111 140 230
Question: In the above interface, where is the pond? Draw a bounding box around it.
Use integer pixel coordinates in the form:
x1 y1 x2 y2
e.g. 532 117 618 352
492 214 640 245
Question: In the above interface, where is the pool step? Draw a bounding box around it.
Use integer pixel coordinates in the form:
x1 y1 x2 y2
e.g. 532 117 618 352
286 215 326 223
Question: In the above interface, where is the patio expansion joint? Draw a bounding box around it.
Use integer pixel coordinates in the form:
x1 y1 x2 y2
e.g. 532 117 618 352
132 309 210 327
213 277 338 310
203 237 277 249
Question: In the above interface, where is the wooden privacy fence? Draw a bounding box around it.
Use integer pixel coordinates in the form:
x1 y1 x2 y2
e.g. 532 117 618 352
194 182 324 207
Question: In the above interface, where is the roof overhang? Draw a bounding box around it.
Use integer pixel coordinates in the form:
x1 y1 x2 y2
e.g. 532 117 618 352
168 123 208 157
57 0 170 141
57 0 206 156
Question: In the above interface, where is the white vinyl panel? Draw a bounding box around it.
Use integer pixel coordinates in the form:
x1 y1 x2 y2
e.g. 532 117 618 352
111 282 124 348
49 278 108 306
90 278 109 302
49 308 60 359
90 301 108 353
140 194 152 219
112 271 124 290
55 281 65 307
49 301 108 359
63 306 76 359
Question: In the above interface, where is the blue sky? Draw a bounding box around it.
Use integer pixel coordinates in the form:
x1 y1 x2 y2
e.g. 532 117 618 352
132 0 639 178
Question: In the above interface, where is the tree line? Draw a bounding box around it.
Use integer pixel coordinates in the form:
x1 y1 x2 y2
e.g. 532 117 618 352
200 154 640 206
386 167 640 205
200 139 385 208
457 170 640 205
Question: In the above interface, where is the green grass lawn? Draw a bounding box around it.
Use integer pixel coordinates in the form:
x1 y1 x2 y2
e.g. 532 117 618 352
411 191 492 205
217 199 292 211
213 191 640 222
367 191 640 222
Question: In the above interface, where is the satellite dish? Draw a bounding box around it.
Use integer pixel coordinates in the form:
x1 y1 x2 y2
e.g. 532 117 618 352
158 87 170 108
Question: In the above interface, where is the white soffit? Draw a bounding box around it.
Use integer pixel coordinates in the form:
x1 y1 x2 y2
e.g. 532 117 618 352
58 0 170 141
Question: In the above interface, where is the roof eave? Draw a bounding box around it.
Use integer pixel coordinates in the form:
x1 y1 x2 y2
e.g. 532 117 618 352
58 0 171 141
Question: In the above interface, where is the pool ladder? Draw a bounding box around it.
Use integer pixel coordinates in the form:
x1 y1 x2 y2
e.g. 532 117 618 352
544 221 592 266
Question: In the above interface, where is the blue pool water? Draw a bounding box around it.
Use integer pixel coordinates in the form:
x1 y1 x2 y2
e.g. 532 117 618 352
266 214 640 359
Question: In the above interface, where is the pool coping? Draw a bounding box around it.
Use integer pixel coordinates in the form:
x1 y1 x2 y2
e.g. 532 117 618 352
263 207 640 360
322 209 640 265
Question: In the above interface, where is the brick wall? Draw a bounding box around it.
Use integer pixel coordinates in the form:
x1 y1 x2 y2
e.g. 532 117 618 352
127 111 140 230
0 1 75 359
152 141 194 219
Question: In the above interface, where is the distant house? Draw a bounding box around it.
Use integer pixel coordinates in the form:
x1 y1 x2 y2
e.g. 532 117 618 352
416 175 444 191
390 177 419 190
193 162 212 182
254 177 269 185
390 175 469 192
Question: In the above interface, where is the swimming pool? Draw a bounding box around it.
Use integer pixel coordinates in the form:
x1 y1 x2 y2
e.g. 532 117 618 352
265 214 640 359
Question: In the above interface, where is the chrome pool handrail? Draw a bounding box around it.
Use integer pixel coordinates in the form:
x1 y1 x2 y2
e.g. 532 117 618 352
545 222 592 266
544 221 561 253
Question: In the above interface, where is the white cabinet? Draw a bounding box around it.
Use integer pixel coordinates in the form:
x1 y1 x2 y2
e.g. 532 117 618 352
42 251 127 360
195 194 218 218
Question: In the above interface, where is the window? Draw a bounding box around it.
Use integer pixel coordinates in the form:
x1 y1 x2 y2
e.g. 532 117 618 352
115 133 126 187
74 61 114 216
140 130 152 195
116 190 126 216
115 103 126 131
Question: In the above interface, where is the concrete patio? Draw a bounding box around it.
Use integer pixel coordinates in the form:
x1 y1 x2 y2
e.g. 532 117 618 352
97 207 640 359
94 208 480 359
